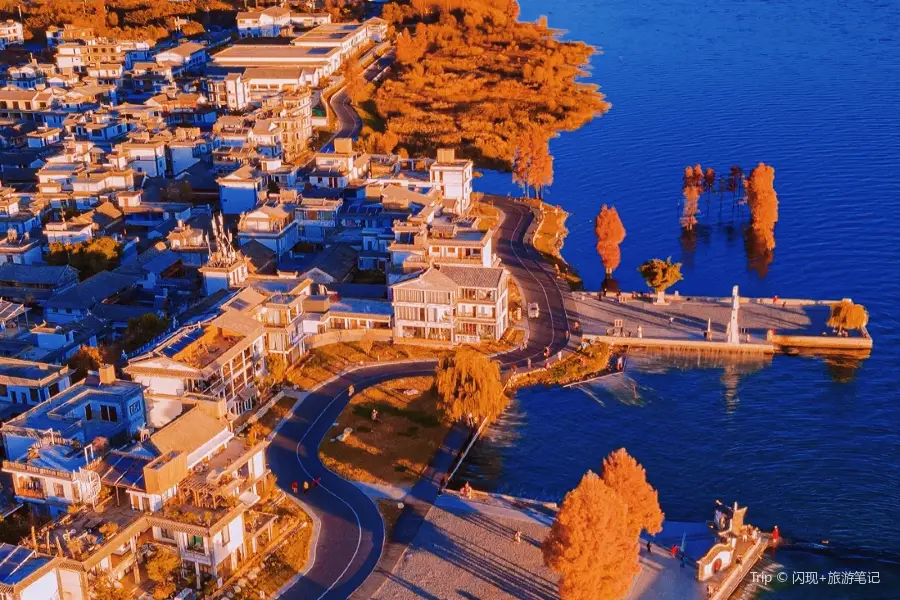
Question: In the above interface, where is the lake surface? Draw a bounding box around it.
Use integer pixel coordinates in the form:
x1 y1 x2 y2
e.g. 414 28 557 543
462 0 900 596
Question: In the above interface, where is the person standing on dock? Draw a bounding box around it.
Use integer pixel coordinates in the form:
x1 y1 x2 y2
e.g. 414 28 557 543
772 525 780 544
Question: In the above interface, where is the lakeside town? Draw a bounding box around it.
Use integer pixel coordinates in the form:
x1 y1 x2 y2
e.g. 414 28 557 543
0 1 877 600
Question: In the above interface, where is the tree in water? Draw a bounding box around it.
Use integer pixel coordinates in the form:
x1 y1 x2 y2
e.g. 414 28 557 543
638 257 683 304
435 348 507 424
681 166 701 231
594 205 626 279
600 448 664 539
543 471 639 600
703 167 716 196
826 300 869 334
728 165 744 198
745 162 778 250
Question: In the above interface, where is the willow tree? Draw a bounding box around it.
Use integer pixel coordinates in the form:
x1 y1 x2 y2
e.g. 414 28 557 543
745 162 779 250
436 348 507 424
637 257 683 304
543 471 639 600
827 300 869 334
600 448 664 539
594 205 626 279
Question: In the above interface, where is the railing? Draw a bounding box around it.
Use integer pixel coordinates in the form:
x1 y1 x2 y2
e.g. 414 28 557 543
305 329 392 349
13 486 45 500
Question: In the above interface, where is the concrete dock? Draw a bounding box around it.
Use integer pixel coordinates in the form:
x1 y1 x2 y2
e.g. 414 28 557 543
574 292 873 356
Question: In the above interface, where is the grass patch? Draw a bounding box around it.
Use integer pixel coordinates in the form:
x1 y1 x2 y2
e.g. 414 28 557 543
470 195 501 231
319 376 452 486
286 336 522 392
257 502 313 596
253 393 298 438
526 198 584 291
513 342 612 388
355 98 386 132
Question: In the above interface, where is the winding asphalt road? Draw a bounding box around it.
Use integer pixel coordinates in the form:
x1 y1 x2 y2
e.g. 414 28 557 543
267 198 573 599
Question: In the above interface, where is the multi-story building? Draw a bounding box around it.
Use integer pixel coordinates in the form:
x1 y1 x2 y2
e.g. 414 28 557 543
211 44 342 78
124 310 267 419
154 42 208 75
295 196 342 243
0 20 24 46
2 367 147 516
290 22 370 60
391 265 509 344
429 148 474 215
237 201 298 258
0 358 71 415
218 165 266 215
308 137 369 188
45 24 95 48
236 6 292 38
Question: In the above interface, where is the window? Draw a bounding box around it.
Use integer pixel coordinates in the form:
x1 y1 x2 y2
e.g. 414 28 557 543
221 527 230 545
99 404 118 422
129 401 141 416
0 384 6 397
84 404 92 420
29 389 38 403
159 527 175 541
49 383 59 397
53 483 64 497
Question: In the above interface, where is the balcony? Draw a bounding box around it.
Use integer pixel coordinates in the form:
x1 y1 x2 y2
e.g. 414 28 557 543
14 486 45 500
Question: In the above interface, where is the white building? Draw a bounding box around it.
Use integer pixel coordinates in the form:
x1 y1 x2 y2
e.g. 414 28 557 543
429 148 474 215
0 20 24 46
237 202 299 258
391 265 509 345
236 6 292 38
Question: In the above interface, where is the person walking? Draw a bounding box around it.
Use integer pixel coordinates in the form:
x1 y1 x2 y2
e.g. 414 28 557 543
312 477 321 488
513 530 522 544
646 541 652 554
303 481 310 495
291 481 299 495
348 384 355 397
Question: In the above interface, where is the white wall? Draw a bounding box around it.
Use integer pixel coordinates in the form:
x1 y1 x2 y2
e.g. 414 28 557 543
20 569 62 600
210 514 245 568
147 395 184 428
58 567 85 600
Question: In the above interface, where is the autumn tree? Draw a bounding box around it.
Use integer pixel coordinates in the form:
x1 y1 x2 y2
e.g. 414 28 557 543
745 162 778 250
728 165 744 197
594 205 626 278
827 300 869 334
146 547 179 600
67 345 103 381
681 165 701 231
512 125 553 198
395 29 427 65
543 471 639 600
703 167 716 195
266 354 287 384
343 57 365 104
600 448 664 539
47 236 122 279
92 575 131 600
436 347 507 424
123 313 169 353
637 257 683 304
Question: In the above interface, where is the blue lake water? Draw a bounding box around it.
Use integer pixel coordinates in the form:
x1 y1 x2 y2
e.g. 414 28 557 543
462 0 900 596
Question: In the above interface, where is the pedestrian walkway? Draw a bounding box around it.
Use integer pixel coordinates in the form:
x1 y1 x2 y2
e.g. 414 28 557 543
351 423 472 599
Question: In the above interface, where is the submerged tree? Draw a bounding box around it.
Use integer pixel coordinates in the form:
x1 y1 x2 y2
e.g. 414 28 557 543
436 348 507 424
594 205 626 278
600 449 664 539
827 300 869 334
543 471 639 600
745 162 779 249
728 165 744 198
637 257 683 304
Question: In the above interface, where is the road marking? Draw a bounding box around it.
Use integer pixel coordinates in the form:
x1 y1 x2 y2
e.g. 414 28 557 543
500 203 571 363
288 367 433 598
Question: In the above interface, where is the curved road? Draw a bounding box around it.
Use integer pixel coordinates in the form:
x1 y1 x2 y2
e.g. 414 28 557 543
324 48 395 150
268 197 572 598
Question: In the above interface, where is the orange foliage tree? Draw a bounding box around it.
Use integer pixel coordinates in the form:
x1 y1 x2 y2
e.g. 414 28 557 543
543 471 639 600
512 125 553 198
600 448 664 538
370 0 609 168
594 205 626 277
745 162 778 250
